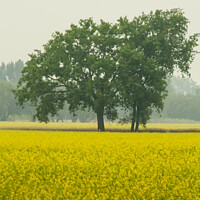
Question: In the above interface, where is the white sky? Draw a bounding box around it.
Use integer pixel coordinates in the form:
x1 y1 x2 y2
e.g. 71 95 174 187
0 0 200 84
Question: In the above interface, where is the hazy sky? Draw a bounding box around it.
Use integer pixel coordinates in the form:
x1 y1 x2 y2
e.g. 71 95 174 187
0 0 200 84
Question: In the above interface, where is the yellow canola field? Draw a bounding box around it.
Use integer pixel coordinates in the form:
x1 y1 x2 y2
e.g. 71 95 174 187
1 130 200 199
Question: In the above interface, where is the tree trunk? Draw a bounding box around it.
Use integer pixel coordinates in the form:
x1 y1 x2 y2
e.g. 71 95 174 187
131 119 135 132
135 106 140 132
131 103 136 132
135 121 139 132
97 111 105 132
71 115 77 123
1 113 9 121
131 102 136 132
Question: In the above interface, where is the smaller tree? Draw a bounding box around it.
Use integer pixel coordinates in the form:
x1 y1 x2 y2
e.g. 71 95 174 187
5 62 15 83
0 63 7 82
14 60 24 83
118 46 167 131
0 60 24 83
0 81 20 121
117 9 199 131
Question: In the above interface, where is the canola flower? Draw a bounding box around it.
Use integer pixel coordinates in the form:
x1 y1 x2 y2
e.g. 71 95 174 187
1 130 200 199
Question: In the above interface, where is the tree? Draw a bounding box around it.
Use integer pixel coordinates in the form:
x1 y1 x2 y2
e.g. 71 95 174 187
168 76 198 95
161 94 200 121
14 9 199 132
117 9 199 131
0 81 20 121
5 62 15 82
0 62 7 82
77 109 96 122
14 60 24 83
118 46 167 131
0 60 24 83
14 19 119 131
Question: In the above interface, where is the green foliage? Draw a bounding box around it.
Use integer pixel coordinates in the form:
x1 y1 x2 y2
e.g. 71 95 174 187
162 94 200 121
0 81 20 121
0 63 6 81
14 9 199 131
168 76 199 95
0 60 24 83
152 77 200 122
117 9 199 131
14 19 119 131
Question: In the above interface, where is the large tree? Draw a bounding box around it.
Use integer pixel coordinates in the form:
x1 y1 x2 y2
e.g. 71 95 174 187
117 9 199 131
14 19 119 131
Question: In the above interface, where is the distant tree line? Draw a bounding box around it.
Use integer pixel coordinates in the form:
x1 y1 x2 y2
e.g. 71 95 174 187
0 60 24 121
0 60 24 83
151 77 200 122
1 62 200 124
162 94 200 121
0 61 96 122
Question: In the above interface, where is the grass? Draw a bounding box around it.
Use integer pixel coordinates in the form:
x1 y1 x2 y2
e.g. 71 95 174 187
0 121 200 132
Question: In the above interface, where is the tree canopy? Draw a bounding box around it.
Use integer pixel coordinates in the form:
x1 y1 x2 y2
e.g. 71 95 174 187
14 9 199 131
117 9 199 131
